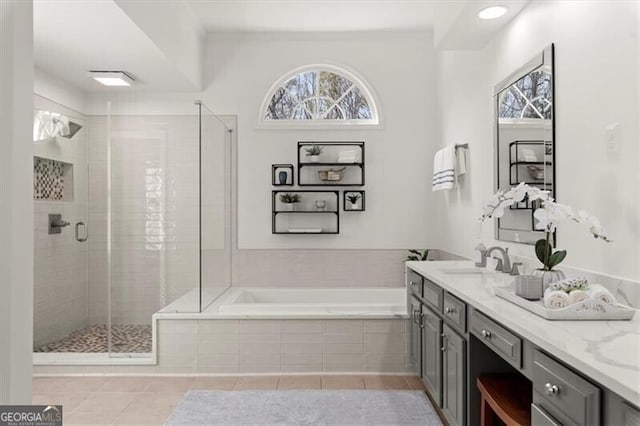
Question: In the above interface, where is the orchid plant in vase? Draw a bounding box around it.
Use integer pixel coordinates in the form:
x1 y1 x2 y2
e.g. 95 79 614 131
480 183 611 285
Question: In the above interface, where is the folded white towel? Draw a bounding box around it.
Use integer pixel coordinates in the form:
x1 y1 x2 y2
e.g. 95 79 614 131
432 145 456 191
547 277 588 293
588 284 617 306
544 288 570 310
568 289 590 305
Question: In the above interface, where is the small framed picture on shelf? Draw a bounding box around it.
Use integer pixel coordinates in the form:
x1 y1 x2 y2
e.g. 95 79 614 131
343 190 365 211
272 164 294 186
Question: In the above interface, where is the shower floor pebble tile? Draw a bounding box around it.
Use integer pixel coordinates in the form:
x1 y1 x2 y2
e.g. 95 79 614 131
33 375 424 425
34 324 152 353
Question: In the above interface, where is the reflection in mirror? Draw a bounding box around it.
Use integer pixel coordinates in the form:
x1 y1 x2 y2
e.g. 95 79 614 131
494 44 555 245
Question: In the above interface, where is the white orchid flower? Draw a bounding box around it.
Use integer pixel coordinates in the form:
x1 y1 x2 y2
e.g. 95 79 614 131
479 183 551 221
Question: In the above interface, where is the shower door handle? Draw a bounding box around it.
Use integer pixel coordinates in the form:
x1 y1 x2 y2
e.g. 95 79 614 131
75 222 88 242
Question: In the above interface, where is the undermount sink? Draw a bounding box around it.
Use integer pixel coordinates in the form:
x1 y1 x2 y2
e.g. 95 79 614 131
439 267 485 275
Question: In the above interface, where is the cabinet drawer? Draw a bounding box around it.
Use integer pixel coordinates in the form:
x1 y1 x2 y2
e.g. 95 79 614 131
470 310 522 368
443 292 466 332
531 403 562 426
533 350 600 426
423 278 443 312
407 269 423 297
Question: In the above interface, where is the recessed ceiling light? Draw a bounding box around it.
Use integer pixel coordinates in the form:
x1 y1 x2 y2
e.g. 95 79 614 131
478 6 508 20
87 71 134 87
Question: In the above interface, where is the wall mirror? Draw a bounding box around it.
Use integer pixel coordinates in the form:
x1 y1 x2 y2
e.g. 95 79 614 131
494 44 555 245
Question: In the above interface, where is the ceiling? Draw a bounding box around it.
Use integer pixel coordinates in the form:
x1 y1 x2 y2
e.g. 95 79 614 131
185 0 465 33
33 0 527 95
33 0 197 93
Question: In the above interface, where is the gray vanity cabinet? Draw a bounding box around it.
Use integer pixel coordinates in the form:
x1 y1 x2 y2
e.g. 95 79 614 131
421 304 442 406
410 295 422 373
442 323 466 426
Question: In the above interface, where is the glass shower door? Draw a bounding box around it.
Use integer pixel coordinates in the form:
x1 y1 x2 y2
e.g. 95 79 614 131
106 104 201 357
199 102 233 311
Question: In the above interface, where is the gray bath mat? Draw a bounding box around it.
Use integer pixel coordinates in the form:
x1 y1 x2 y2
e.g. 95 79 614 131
165 390 442 425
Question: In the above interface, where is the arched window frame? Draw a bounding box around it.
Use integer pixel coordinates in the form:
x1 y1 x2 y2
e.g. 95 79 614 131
258 64 381 128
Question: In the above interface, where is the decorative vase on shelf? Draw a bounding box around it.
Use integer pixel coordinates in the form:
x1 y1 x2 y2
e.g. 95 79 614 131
285 203 296 212
532 269 566 290
278 171 288 185
310 155 320 163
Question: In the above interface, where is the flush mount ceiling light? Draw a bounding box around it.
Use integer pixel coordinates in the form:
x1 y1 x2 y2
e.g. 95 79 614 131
87 71 134 87
478 6 508 20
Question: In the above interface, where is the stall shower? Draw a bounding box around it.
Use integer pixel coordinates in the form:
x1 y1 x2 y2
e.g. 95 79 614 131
32 98 233 357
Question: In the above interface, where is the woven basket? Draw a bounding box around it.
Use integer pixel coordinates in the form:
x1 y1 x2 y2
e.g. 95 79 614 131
318 167 346 182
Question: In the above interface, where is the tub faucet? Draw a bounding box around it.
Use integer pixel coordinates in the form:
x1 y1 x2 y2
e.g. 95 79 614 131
485 246 511 274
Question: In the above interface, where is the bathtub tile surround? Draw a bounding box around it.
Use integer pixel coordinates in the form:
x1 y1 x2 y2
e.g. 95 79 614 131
232 249 462 288
84 318 408 375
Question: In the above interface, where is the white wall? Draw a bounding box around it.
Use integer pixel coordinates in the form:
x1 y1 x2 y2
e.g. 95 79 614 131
203 32 437 249
435 1 640 281
0 0 33 404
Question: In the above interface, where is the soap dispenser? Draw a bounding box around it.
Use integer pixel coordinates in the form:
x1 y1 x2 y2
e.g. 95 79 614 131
474 242 487 267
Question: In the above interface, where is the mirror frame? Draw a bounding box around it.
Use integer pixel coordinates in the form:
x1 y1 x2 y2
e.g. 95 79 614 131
493 43 556 245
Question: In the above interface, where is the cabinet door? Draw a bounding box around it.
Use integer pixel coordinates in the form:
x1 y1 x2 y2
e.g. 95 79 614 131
410 296 422 374
421 305 442 406
442 323 466 426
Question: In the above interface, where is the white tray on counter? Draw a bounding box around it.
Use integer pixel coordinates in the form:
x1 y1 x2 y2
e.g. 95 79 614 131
495 285 636 321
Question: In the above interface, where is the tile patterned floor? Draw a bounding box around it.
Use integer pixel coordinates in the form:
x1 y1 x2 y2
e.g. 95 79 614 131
33 324 152 353
32 375 427 425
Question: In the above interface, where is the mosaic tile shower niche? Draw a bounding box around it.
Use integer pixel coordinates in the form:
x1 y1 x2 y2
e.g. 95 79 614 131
34 156 73 201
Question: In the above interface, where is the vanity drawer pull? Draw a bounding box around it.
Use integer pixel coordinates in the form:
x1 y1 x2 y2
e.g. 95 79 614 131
481 329 492 338
545 383 560 395
409 281 417 287
445 307 455 314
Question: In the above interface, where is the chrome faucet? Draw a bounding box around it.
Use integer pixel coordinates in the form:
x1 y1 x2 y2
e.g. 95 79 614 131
485 246 511 274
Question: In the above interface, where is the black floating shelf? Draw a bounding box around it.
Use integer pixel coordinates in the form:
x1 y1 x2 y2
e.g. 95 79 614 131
272 190 340 234
298 142 365 186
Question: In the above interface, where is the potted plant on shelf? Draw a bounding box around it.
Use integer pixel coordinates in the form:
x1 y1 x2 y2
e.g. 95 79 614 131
279 192 301 211
480 182 611 287
345 193 361 210
305 145 324 163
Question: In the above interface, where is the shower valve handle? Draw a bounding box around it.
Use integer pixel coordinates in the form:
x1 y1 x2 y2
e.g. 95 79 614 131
51 218 70 228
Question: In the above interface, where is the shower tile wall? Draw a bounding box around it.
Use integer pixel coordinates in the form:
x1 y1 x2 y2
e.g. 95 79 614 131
88 115 200 325
32 96 89 348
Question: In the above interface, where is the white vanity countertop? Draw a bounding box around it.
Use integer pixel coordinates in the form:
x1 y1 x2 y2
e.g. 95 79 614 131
407 260 640 407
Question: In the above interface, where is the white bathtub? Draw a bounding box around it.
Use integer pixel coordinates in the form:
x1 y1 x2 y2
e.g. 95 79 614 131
213 287 407 317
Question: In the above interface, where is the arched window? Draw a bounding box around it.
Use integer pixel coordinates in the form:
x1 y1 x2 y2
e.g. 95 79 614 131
261 65 379 125
499 69 552 120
